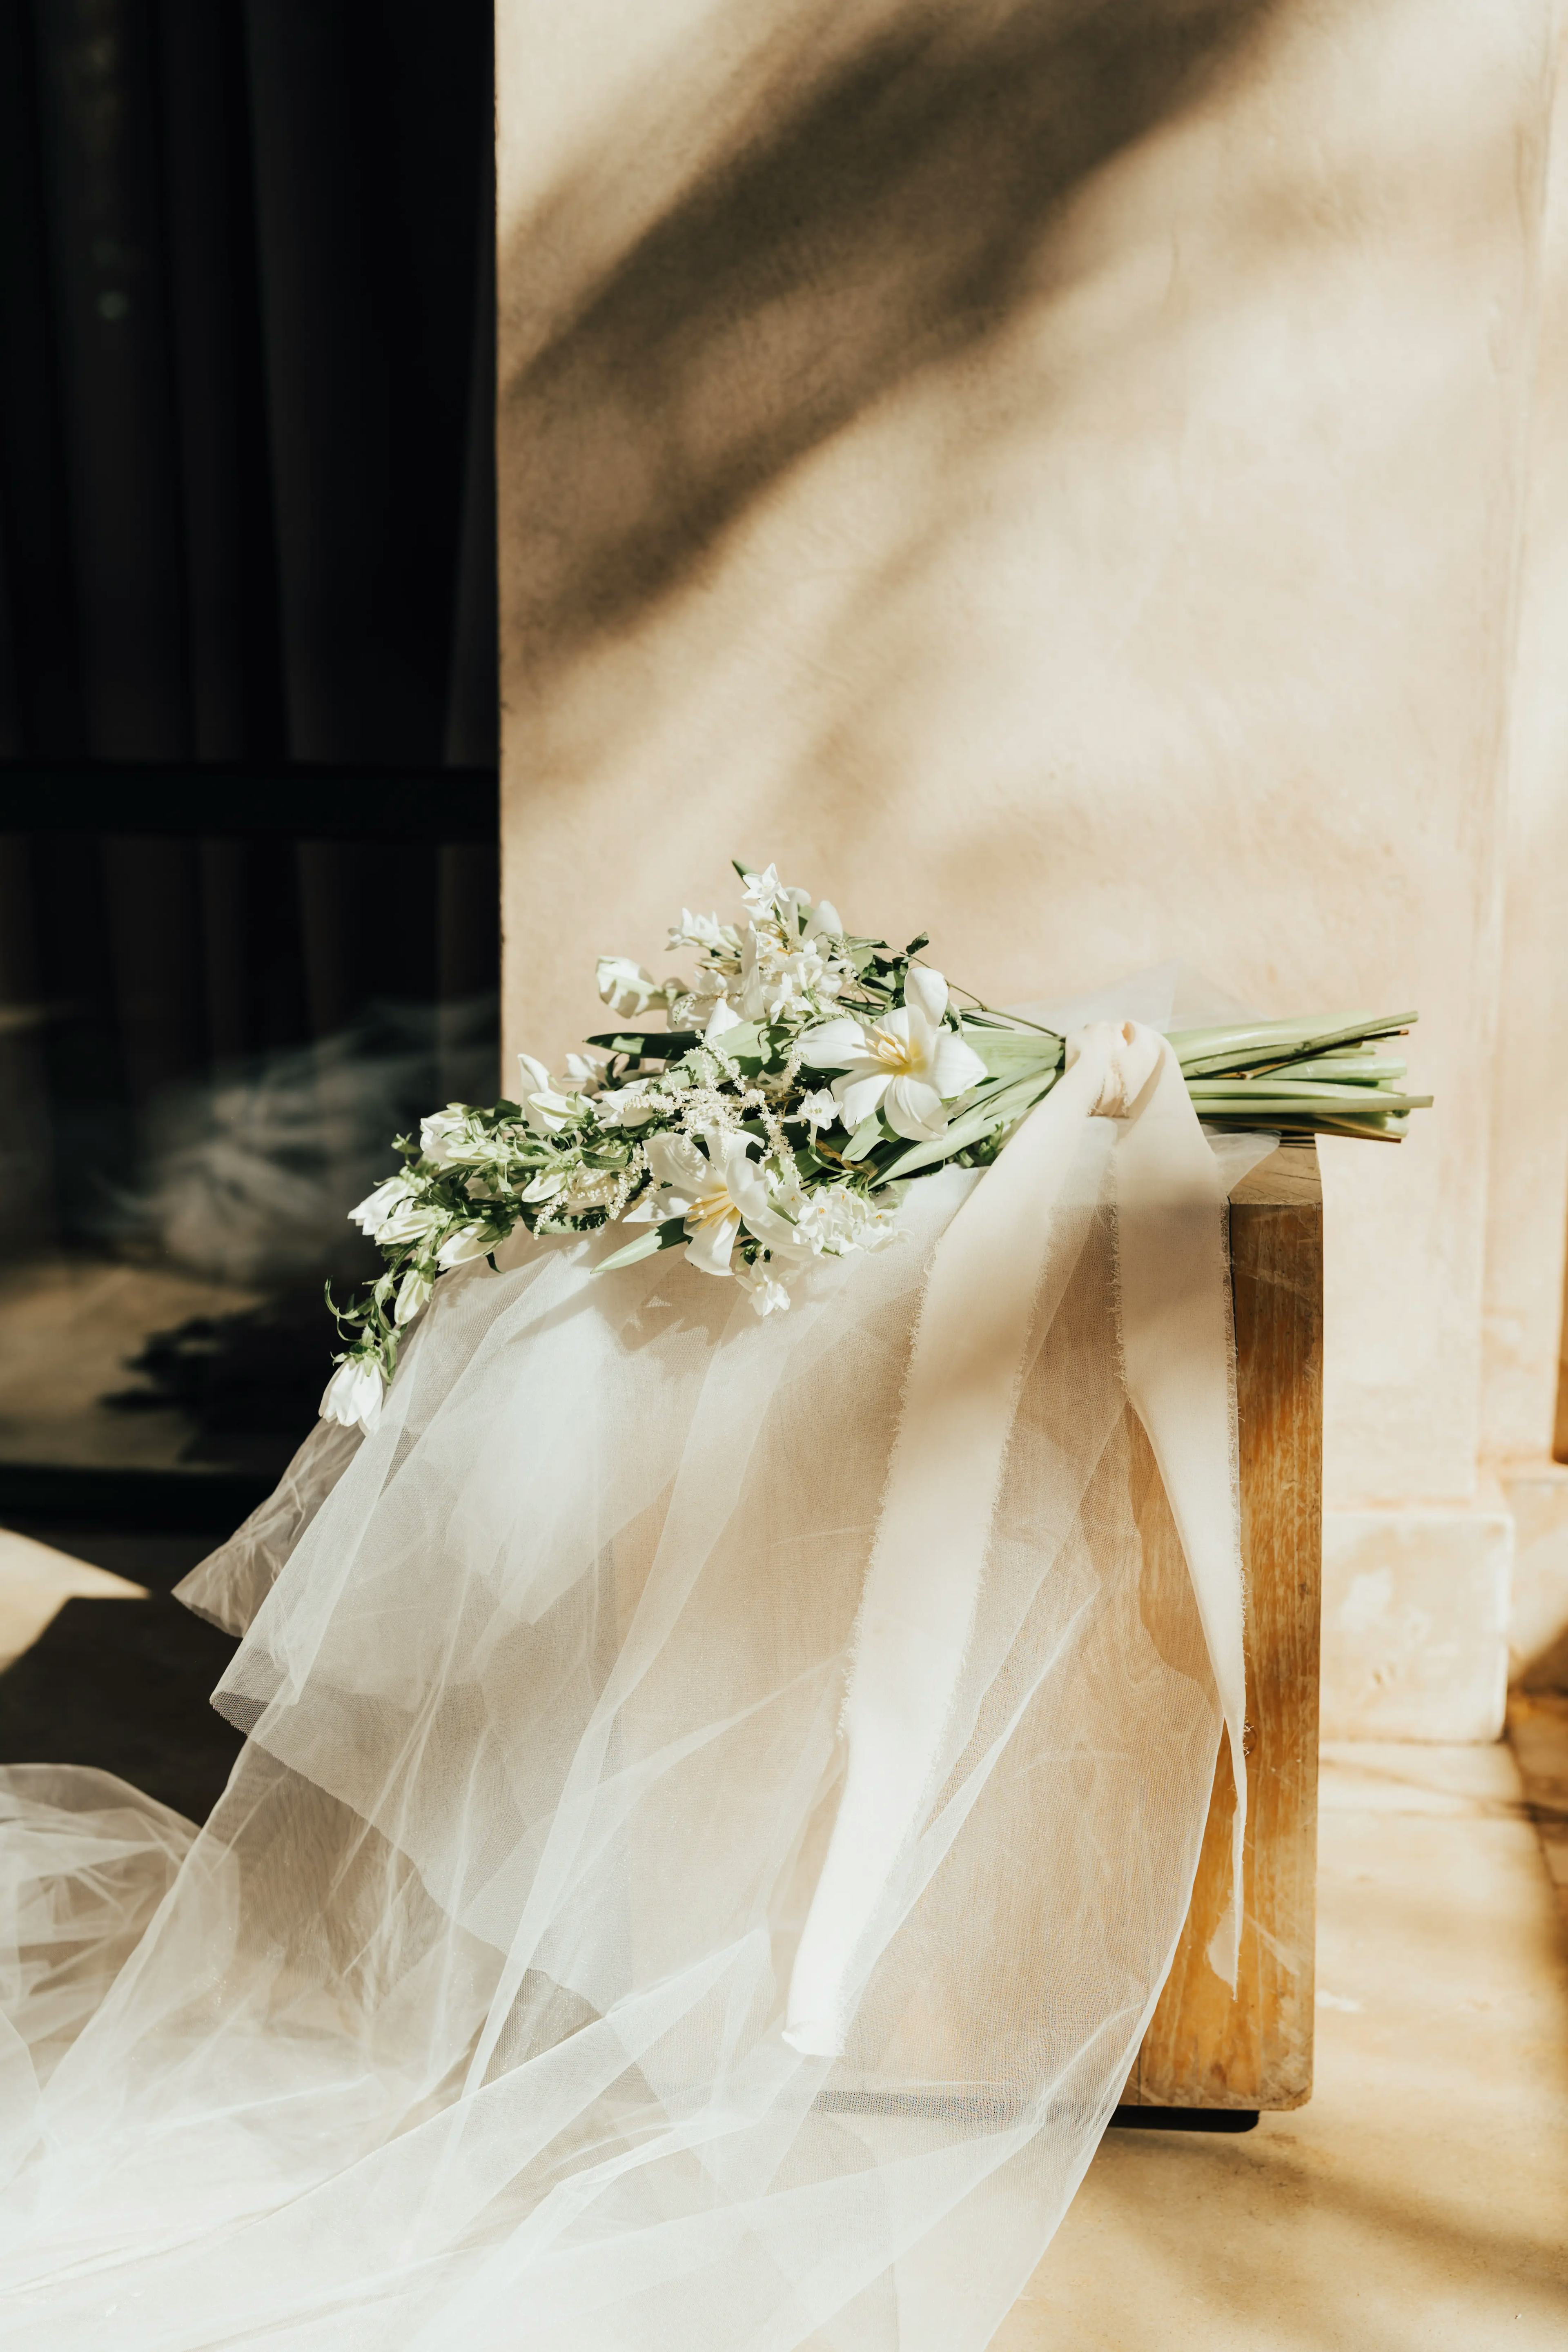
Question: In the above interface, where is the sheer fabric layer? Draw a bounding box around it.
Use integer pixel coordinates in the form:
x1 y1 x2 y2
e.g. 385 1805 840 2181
0 1131 1227 2349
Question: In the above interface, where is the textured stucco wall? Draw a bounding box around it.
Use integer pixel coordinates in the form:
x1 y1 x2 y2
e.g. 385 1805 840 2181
497 0 1559 1524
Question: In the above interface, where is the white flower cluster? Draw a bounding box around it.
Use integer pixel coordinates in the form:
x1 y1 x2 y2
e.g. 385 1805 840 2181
597 864 860 1040
323 862 1043 1431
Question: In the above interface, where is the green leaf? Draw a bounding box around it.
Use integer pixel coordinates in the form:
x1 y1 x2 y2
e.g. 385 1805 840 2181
843 1114 883 1162
960 1025 1062 1082
704 1020 762 1060
880 1069 1058 1182
593 1218 688 1274
1172 1013 1418 1078
586 1029 702 1056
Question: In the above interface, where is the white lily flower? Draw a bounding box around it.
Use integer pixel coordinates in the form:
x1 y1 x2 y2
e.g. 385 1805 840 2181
394 1267 432 1325
799 967 987 1143
320 1355 385 1433
639 1130 748 1275
521 1167 569 1205
596 956 666 1017
639 1129 801 1277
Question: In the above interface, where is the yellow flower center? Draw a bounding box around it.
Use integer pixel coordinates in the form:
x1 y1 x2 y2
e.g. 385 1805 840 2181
869 1025 917 1075
688 1185 734 1228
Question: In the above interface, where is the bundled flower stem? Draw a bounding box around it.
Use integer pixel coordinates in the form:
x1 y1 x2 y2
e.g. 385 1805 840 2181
321 863 1430 1430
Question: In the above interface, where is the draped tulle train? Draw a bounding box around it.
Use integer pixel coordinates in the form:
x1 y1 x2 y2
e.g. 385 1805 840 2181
0 1010 1256 2349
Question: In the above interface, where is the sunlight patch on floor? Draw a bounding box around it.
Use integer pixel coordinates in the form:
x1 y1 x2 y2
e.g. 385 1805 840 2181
998 1739 1568 2350
0 1527 147 1671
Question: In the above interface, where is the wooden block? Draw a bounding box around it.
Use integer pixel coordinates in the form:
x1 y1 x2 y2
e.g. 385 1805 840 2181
1123 1137 1324 2110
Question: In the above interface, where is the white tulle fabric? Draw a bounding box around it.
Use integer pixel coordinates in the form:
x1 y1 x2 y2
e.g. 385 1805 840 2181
0 983 1268 2351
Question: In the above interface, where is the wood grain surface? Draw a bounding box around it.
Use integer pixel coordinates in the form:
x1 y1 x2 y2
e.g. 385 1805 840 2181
1123 1136 1324 2109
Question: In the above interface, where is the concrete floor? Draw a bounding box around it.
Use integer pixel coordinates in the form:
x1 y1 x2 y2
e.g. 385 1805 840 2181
1001 1739 1568 2350
3 1537 1568 2345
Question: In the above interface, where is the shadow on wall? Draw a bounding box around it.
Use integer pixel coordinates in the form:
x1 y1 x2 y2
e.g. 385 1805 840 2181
501 0 1279 672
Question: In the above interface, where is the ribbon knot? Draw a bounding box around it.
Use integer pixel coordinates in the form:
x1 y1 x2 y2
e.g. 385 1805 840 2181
1065 1018 1163 1118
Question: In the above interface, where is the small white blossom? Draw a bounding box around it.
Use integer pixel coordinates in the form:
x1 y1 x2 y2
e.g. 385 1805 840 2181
321 1355 385 1433
733 1258 794 1316
419 1106 485 1169
791 1089 840 1134
595 956 667 1017
517 1054 591 1134
793 1186 901 1258
593 1079 662 1129
668 909 738 955
348 1173 418 1239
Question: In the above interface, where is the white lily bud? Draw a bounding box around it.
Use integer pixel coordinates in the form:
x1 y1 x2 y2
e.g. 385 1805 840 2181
394 1267 433 1326
419 1108 468 1168
436 1223 496 1269
347 1174 411 1238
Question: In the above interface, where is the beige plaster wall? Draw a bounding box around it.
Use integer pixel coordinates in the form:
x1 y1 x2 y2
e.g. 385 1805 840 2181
1483 18 1568 1472
497 0 1558 1522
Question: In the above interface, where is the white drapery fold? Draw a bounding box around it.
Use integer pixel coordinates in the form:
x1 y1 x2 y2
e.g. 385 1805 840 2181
786 1022 1245 2055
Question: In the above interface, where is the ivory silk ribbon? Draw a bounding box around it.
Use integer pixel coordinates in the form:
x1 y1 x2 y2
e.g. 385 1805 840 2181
784 1020 1247 2059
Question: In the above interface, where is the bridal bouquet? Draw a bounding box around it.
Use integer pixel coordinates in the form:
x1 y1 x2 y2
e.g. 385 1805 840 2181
321 864 1429 1430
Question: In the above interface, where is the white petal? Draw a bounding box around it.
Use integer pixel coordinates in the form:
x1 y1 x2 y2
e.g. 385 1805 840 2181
799 1017 868 1070
836 1071 889 1131
878 1005 918 1058
882 1076 949 1141
436 1223 494 1268
931 1032 989 1099
644 1132 708 1193
726 1162 796 1248
903 966 948 1026
321 1357 385 1432
684 1207 740 1276
704 998 743 1042
394 1268 432 1325
517 1053 552 1093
